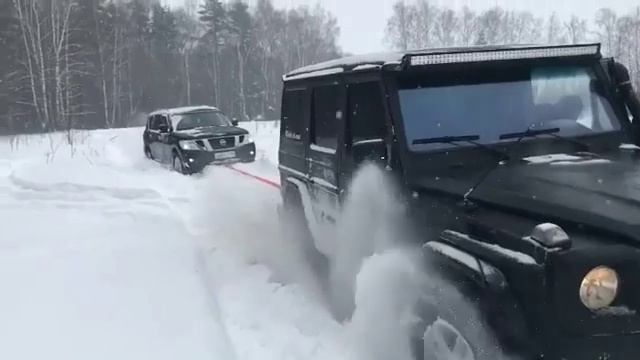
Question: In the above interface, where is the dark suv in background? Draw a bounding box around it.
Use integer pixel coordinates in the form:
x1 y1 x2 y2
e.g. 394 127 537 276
278 43 640 360
143 106 256 174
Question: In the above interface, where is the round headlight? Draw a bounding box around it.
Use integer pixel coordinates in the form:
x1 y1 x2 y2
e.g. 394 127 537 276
579 266 619 310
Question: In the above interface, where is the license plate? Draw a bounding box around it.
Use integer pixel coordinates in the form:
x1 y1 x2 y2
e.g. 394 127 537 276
215 151 236 160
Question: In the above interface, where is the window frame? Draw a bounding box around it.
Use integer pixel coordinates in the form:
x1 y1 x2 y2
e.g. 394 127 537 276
345 79 389 149
309 82 344 155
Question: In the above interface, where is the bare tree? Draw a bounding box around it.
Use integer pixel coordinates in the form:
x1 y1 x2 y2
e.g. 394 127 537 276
385 1 414 50
565 15 588 44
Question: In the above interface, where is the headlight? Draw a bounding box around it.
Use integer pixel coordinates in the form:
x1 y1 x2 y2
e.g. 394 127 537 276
179 140 200 150
579 266 619 310
242 134 254 144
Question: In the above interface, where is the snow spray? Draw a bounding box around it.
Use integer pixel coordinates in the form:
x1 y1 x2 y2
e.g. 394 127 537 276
323 163 513 360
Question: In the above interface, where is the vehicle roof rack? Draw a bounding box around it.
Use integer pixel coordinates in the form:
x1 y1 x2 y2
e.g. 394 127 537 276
283 43 602 82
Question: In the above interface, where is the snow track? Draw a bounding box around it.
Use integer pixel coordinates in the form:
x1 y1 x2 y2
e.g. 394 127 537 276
0 122 486 360
0 124 348 360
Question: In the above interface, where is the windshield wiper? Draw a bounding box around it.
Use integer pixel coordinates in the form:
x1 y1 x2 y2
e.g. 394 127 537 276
413 135 510 160
463 126 590 205
499 127 560 140
500 127 590 151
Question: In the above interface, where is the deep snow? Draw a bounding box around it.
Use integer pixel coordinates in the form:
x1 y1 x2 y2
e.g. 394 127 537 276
0 121 504 360
0 122 349 360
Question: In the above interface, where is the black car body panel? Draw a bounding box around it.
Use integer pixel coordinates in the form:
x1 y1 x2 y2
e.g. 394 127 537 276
277 43 640 359
413 150 640 242
143 106 255 173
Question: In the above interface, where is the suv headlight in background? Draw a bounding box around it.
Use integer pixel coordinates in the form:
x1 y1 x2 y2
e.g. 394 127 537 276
179 140 201 151
579 266 619 310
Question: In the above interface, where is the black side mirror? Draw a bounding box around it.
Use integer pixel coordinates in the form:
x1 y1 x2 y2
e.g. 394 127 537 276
232 119 239 126
158 124 170 133
352 138 387 163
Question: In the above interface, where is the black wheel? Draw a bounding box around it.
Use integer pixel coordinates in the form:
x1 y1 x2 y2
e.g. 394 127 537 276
172 153 186 174
411 281 507 360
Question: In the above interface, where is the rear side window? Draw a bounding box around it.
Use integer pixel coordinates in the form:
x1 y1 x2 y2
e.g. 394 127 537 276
347 82 387 144
282 89 306 141
311 84 341 151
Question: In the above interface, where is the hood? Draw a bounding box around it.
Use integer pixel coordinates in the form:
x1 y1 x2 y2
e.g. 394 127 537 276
414 151 640 242
172 126 248 140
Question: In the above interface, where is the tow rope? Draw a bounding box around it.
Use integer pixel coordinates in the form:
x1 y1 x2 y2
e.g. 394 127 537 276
225 165 281 190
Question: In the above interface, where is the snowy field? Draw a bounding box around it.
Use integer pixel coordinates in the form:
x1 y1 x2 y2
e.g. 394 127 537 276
0 121 500 360
0 120 424 360
0 121 347 360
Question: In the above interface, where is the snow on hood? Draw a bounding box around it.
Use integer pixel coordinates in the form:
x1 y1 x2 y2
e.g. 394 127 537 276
173 126 246 139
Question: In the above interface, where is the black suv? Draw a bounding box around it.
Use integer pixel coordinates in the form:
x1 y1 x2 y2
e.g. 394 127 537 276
143 106 256 174
277 43 640 360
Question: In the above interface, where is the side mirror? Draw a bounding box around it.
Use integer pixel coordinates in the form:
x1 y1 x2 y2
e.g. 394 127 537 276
352 139 387 163
232 119 239 126
158 124 170 133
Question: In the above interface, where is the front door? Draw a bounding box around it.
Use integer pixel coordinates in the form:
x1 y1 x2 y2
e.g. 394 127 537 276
307 82 345 223
147 115 162 160
155 115 171 163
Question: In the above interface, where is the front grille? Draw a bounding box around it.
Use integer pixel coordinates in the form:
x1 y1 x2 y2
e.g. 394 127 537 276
208 137 235 150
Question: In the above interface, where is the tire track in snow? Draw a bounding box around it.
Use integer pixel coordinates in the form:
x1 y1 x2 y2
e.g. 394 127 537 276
2 152 241 360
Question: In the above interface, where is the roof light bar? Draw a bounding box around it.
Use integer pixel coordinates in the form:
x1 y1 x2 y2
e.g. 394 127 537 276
409 44 600 66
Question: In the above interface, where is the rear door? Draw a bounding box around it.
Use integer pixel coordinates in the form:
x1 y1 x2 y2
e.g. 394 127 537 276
307 81 345 222
279 86 309 181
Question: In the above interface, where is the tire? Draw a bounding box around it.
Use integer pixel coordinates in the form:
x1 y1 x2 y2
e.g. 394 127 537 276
172 153 186 174
411 281 508 360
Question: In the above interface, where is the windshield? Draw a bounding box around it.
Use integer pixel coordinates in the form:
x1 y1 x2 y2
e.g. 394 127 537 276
398 64 621 152
173 111 232 131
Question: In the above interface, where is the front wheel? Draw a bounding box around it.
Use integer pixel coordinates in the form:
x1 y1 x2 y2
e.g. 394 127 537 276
411 284 509 360
422 318 476 360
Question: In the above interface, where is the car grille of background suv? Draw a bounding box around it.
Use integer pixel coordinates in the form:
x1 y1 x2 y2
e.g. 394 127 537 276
208 137 236 150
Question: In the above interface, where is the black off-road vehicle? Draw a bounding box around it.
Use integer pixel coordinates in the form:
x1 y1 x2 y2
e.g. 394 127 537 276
143 106 256 174
277 43 640 360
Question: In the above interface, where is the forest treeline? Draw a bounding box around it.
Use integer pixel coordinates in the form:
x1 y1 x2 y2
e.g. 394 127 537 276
386 1 640 88
2 0 640 135
0 0 340 134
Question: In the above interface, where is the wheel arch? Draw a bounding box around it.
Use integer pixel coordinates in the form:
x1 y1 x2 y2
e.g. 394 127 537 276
423 240 534 356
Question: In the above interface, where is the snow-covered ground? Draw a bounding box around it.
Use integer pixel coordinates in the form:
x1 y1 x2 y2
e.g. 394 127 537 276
0 122 352 360
0 121 498 360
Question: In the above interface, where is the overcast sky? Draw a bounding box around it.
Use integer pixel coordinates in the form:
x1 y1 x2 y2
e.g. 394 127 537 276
169 0 639 54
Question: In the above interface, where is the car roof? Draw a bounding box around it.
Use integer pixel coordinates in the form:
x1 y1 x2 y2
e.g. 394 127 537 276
149 105 220 117
283 43 601 81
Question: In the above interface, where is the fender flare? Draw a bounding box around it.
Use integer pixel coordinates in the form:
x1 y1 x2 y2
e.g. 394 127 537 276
423 240 533 354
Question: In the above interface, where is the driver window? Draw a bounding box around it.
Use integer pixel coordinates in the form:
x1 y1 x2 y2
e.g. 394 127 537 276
347 81 387 145
148 116 157 130
157 115 169 130
346 81 387 164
